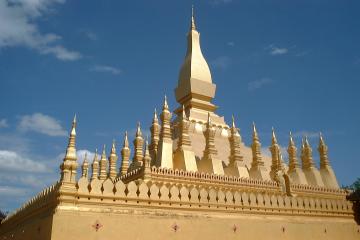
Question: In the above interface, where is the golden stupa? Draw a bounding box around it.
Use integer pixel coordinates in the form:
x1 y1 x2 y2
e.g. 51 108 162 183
0 8 358 240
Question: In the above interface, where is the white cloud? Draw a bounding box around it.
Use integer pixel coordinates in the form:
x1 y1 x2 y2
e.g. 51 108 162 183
248 78 273 91
57 149 97 164
0 186 28 197
0 119 8 128
39 45 81 61
90 65 122 75
0 0 81 61
270 47 288 55
267 44 288 56
210 56 231 70
0 150 48 173
18 113 67 137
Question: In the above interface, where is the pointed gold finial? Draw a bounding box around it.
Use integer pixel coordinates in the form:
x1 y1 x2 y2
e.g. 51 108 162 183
231 115 236 128
163 95 169 110
304 136 310 147
191 5 196 30
252 122 258 138
271 127 278 144
319 132 325 145
123 131 129 148
153 108 158 122
81 153 89 178
111 139 116 154
289 131 294 143
144 139 150 157
70 114 77 135
136 122 142 137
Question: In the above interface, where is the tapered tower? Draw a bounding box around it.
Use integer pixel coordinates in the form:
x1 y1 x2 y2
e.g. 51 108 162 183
197 113 224 175
99 145 108 180
59 115 78 191
287 132 307 185
318 133 339 188
249 123 270 180
149 109 160 166
301 137 324 187
174 7 226 126
173 105 197 171
226 116 248 178
155 96 173 168
108 140 118 180
120 131 131 175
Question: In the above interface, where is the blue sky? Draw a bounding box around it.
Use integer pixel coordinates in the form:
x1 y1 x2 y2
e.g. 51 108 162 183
0 0 359 211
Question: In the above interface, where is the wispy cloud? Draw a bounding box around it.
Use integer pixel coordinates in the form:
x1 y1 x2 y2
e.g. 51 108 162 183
0 0 81 61
0 186 28 197
18 113 67 137
90 65 122 75
248 78 273 91
210 56 231 70
0 119 8 128
0 150 48 173
267 44 288 56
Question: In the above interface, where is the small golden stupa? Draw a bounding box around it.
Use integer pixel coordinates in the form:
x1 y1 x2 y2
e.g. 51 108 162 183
0 8 358 240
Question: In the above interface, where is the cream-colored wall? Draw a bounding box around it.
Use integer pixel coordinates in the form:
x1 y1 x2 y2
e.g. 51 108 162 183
51 207 359 240
0 210 53 240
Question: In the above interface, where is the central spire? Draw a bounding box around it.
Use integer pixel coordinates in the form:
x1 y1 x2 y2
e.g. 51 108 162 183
191 5 196 30
175 7 219 122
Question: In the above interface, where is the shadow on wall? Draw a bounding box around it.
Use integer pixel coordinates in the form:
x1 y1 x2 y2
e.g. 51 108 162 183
347 190 360 225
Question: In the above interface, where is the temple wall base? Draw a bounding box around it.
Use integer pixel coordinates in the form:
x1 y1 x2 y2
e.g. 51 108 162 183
48 207 359 240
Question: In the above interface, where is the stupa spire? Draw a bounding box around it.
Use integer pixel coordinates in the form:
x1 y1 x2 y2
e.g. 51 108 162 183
175 7 218 118
269 128 282 181
108 139 118 180
173 105 197 172
149 108 160 165
249 122 269 180
301 136 325 187
128 122 144 172
81 153 89 178
318 133 330 168
60 115 78 186
99 144 107 180
155 96 173 168
133 122 144 167
251 122 263 167
198 112 224 175
288 132 300 171
143 139 151 181
191 5 196 30
229 115 244 165
178 105 192 147
317 133 340 188
91 149 99 180
301 136 317 170
120 131 131 176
